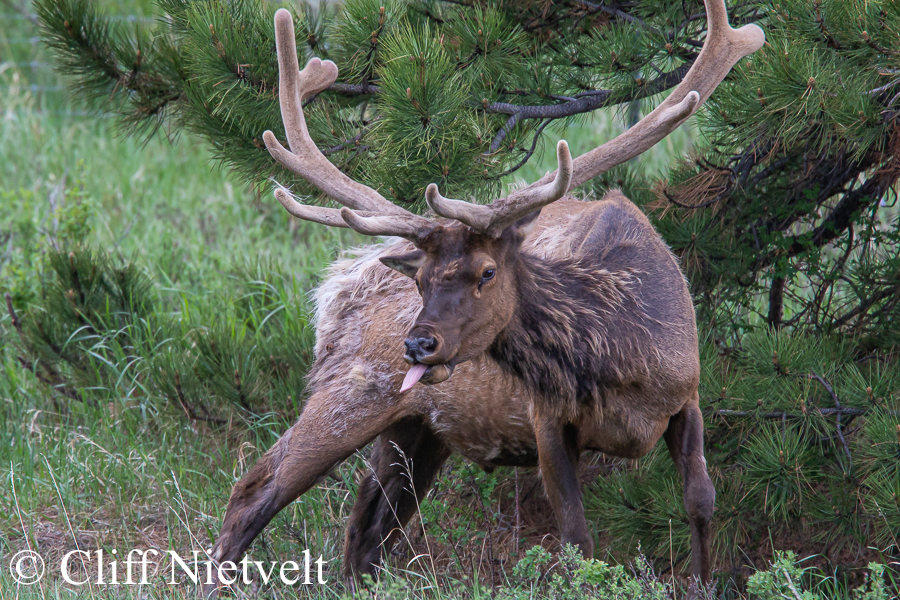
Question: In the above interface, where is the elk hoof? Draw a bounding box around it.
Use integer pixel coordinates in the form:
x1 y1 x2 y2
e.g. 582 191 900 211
200 581 219 599
200 566 226 599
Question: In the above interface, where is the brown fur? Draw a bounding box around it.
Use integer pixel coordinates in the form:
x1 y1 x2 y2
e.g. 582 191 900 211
207 193 714 596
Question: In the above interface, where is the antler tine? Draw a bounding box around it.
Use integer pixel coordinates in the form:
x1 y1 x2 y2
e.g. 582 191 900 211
264 9 411 218
275 186 437 243
425 0 763 236
340 208 436 246
426 140 572 235
424 185 490 231
275 187 371 228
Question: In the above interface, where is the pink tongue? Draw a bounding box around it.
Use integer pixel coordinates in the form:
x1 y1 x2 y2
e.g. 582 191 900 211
400 364 429 393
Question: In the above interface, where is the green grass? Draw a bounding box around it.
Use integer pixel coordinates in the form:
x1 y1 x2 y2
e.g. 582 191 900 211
1 5 363 596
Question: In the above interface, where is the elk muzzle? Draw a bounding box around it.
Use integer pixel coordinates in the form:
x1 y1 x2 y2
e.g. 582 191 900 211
399 329 458 392
404 336 438 363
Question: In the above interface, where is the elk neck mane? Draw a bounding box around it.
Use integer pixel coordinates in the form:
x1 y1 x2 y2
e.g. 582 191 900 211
489 251 656 416
308 240 420 401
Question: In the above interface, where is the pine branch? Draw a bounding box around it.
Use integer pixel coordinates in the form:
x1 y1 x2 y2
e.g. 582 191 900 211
484 62 693 151
172 372 226 424
798 371 852 468
5 293 90 405
328 81 381 95
35 0 184 136
712 407 870 419
832 280 900 330
487 118 554 178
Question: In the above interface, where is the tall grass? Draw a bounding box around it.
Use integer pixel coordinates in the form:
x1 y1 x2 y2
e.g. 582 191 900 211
1 4 361 595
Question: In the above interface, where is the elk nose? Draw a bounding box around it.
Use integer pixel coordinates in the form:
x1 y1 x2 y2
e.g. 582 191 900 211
404 336 438 362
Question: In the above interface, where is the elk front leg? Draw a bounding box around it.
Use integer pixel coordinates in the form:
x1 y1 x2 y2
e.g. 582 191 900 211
532 410 593 556
663 397 715 588
206 390 398 593
343 416 451 584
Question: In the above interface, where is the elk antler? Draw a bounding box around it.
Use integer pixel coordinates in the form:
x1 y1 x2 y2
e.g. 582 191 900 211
426 0 765 237
425 140 573 233
265 9 435 242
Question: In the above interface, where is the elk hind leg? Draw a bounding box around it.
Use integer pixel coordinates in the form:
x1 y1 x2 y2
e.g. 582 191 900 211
663 398 715 587
343 416 451 584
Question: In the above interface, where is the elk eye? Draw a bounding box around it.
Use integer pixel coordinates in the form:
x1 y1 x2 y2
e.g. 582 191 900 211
481 268 495 282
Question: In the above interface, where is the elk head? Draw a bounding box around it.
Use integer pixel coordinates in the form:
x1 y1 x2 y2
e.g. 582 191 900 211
377 213 537 389
263 1 764 390
363 142 571 389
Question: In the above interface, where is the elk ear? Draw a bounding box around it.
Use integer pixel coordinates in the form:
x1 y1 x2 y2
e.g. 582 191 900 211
380 250 427 278
504 209 541 244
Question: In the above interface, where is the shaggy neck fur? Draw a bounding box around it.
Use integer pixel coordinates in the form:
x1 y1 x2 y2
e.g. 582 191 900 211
489 253 650 413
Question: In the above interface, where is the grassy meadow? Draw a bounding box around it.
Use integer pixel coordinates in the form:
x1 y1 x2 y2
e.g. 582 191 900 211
1 1 896 599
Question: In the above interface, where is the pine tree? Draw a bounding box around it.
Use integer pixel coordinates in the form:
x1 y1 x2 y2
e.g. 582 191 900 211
33 0 749 201
35 0 900 341
28 0 900 587
649 0 900 340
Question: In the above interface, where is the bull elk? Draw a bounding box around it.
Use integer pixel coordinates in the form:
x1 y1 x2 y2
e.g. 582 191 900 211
208 1 763 594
